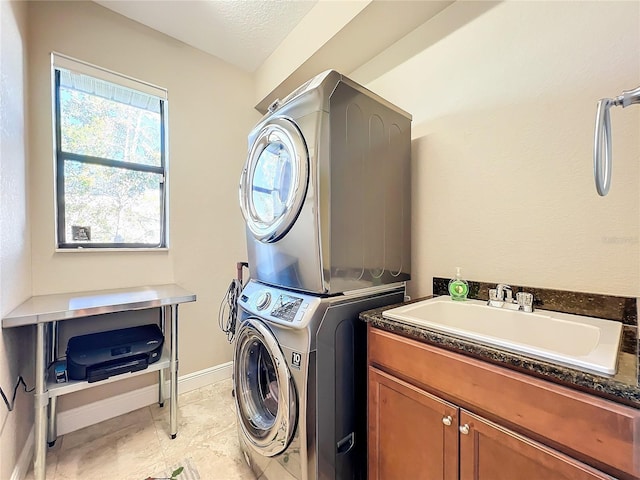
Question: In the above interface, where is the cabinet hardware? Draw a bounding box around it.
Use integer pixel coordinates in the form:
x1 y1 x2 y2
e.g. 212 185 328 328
459 424 470 435
442 415 453 426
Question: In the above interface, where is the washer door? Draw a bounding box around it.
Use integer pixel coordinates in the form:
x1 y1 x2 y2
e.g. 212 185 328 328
239 117 309 243
234 319 297 457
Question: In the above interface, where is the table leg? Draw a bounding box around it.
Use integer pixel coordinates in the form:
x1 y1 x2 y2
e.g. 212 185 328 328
158 369 166 408
158 307 166 407
170 304 179 439
47 322 58 446
47 396 57 447
50 321 59 364
34 322 49 480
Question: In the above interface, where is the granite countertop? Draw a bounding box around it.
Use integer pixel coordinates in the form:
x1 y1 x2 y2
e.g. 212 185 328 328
361 292 640 409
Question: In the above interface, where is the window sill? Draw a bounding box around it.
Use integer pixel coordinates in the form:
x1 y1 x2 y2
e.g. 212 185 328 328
55 247 169 253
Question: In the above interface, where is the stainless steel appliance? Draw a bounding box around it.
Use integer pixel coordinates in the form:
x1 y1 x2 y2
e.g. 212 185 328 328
234 280 405 480
234 71 412 480
239 70 412 295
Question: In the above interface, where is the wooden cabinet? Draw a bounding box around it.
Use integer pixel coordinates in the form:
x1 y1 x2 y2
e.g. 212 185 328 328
368 325 640 480
369 367 458 480
368 366 611 480
458 411 611 480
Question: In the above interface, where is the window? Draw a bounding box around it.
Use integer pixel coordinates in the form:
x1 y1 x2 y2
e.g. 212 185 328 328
52 54 168 249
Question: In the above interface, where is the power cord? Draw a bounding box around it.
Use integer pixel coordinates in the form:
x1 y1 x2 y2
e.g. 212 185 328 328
219 279 243 343
1 376 34 412
218 262 248 343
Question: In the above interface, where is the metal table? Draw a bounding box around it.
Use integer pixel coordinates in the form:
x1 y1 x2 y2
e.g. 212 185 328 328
2 284 196 480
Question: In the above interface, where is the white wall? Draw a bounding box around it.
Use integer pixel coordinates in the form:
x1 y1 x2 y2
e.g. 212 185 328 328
0 1 34 478
353 1 640 298
27 1 258 411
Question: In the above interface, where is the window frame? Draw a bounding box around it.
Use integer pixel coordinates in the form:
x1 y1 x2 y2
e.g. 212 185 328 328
52 53 169 250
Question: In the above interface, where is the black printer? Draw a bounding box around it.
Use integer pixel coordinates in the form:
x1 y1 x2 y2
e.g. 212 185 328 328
66 324 164 383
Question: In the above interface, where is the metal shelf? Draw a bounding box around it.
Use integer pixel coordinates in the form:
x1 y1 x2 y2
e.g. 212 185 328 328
2 284 196 480
2 284 196 328
47 348 170 398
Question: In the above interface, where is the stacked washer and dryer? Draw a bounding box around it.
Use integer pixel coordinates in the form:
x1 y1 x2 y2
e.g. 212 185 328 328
234 70 412 480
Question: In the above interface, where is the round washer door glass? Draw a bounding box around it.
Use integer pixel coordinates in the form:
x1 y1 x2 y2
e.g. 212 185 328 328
240 118 308 242
234 319 297 457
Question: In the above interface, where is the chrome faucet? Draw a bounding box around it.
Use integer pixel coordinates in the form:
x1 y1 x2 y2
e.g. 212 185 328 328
488 284 534 312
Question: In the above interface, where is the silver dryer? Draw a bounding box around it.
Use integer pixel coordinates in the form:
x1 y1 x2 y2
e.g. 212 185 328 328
239 70 412 295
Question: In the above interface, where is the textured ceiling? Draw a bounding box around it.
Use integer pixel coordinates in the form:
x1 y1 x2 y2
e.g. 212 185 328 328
94 0 318 73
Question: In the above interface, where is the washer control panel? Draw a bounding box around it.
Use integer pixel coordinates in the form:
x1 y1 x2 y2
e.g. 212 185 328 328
271 294 305 322
239 281 317 327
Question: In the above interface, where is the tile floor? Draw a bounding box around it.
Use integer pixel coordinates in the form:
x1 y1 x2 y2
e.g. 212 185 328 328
25 378 255 480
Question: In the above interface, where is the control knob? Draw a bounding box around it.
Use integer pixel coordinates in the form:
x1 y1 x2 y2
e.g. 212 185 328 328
256 291 271 311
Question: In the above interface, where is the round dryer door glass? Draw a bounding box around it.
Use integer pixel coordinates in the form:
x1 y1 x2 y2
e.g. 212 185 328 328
234 320 297 457
240 118 308 242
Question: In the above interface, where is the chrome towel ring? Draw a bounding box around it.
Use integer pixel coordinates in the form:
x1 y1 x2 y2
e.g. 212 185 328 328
593 86 640 196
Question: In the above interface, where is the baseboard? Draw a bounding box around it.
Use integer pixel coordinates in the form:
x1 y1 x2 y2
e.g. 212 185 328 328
57 361 232 436
11 426 34 480
179 360 232 392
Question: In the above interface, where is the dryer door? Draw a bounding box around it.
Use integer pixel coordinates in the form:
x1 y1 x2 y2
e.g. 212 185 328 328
233 318 297 457
239 117 309 243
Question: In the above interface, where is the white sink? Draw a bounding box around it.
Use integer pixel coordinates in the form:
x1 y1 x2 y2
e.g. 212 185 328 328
382 297 622 375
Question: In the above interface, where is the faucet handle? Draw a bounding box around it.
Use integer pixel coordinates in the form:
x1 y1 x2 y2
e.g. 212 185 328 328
487 288 505 308
504 286 514 302
496 284 513 302
516 292 534 312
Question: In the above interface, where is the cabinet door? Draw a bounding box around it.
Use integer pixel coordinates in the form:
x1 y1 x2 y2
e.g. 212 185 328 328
459 410 613 480
368 367 458 480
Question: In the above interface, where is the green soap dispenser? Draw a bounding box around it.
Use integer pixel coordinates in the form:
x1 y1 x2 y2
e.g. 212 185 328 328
448 267 469 301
